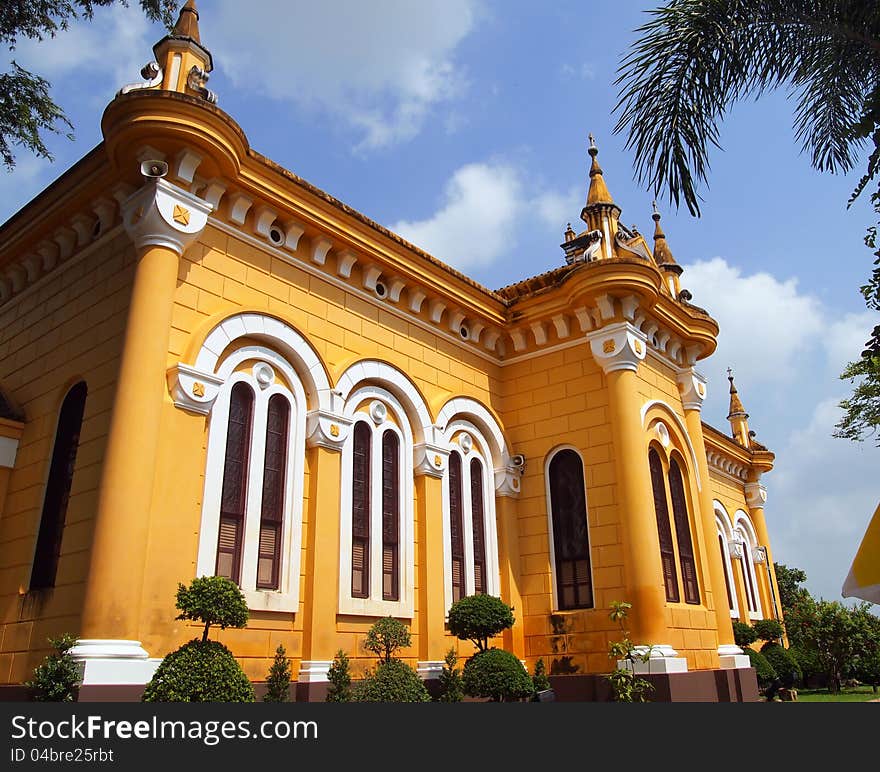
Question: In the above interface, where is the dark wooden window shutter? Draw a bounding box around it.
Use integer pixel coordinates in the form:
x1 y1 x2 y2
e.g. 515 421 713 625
668 458 699 604
351 422 371 598
257 394 289 590
216 382 254 585
381 430 399 601
548 449 593 610
743 545 759 612
448 450 465 602
718 533 734 611
649 449 680 603
470 458 487 595
30 381 88 590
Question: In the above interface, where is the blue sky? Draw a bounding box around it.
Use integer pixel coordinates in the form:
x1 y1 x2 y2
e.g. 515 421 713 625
1 0 877 609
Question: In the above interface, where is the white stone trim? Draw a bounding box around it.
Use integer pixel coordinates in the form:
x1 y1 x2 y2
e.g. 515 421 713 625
166 363 225 414
339 388 415 618
336 360 433 444
195 351 307 614
436 397 510 469
69 640 160 686
640 399 702 492
417 661 445 679
586 321 647 374
714 503 740 619
122 178 212 255
676 366 708 412
733 510 763 620
619 644 688 673
298 661 332 682
0 436 19 468
544 445 595 612
745 481 768 509
440 421 502 612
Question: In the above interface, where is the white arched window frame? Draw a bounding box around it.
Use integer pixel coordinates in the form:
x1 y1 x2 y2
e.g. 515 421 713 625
195 345 307 613
734 511 763 620
440 420 501 610
339 386 414 618
544 445 595 612
714 503 740 619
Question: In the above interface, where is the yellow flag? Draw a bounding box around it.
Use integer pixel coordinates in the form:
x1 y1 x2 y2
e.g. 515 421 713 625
842 502 880 604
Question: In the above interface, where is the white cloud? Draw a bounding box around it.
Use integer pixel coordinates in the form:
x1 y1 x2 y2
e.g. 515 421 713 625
533 186 581 231
391 162 523 270
825 312 877 373
207 0 481 150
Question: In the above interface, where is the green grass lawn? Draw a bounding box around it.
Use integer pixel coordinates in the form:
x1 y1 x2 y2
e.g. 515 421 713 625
794 686 879 703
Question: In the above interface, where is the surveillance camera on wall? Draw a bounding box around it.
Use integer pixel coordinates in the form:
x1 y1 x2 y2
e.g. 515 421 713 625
140 159 168 179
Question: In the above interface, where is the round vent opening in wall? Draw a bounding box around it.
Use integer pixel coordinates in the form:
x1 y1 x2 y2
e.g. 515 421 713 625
253 362 276 389
269 225 285 246
459 324 470 339
375 281 387 298
369 400 387 424
92 219 102 241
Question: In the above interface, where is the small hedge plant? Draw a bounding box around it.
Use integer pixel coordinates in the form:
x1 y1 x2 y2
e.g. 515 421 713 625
752 618 785 644
26 634 81 702
263 644 291 702
352 658 431 703
532 658 551 693
142 640 255 702
437 648 464 702
326 649 352 702
462 648 534 702
364 616 411 663
760 643 801 690
447 594 515 652
742 647 777 693
732 621 758 648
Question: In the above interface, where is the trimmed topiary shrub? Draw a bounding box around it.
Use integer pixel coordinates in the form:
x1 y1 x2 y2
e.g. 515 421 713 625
752 618 785 644
437 648 464 702
263 644 291 702
364 616 412 663
142 640 255 702
26 634 81 702
326 649 352 703
732 621 758 648
175 576 249 641
462 648 535 702
447 594 515 652
532 658 550 692
352 658 431 703
761 643 801 689
742 646 777 693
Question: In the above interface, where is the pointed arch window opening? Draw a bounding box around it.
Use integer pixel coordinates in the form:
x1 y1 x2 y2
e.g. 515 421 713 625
669 458 700 605
649 448 679 603
351 421 371 599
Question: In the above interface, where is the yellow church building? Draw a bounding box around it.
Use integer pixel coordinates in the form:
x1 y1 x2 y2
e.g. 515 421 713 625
0 3 782 701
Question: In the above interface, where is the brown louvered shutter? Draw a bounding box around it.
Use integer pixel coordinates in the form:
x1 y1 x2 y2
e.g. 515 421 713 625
719 533 734 611
257 394 289 590
470 458 487 594
31 381 88 590
548 449 594 610
668 459 699 604
216 382 254 585
351 422 371 598
382 430 399 601
649 449 679 602
448 451 465 602
743 548 758 612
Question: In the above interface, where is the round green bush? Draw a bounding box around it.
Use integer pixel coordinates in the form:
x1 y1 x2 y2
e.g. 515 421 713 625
752 618 784 643
447 594 515 652
732 621 758 648
760 643 801 689
142 639 255 702
462 648 535 702
742 646 777 691
352 658 431 703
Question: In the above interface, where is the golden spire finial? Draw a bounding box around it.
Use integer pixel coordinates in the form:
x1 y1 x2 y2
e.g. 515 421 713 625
172 0 201 44
727 369 748 419
585 133 614 206
651 202 682 276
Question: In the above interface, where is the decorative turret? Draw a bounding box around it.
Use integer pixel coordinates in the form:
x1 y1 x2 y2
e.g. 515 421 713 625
151 0 216 102
726 369 751 447
579 135 621 260
652 201 683 297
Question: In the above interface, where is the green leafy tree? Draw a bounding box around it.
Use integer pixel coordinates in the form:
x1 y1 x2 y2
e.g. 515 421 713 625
263 644 291 703
752 618 785 645
732 621 758 649
352 658 431 703
614 0 880 427
834 356 880 445
363 616 411 664
326 649 352 703
743 647 778 696
447 594 515 653
25 634 81 701
773 563 810 615
461 648 534 702
1 1 179 169
760 643 802 690
175 575 249 642
437 647 464 703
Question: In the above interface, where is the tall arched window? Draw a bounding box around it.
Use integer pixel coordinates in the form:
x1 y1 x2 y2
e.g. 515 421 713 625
470 458 487 595
382 429 399 602
351 421 371 599
30 381 87 590
546 448 593 610
669 458 700 604
649 448 679 603
448 451 465 602
216 382 254 585
735 515 763 619
257 394 289 590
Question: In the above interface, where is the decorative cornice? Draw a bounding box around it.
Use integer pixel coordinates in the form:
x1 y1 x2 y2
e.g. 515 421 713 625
494 465 522 498
166 363 225 414
122 177 213 255
305 409 352 451
586 321 647 374
745 481 768 509
413 442 449 478
677 366 708 412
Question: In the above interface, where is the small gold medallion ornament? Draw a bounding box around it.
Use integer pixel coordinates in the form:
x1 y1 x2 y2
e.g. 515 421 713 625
192 382 205 397
634 340 643 355
173 205 191 226
434 455 442 467
330 424 340 437
603 339 616 354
